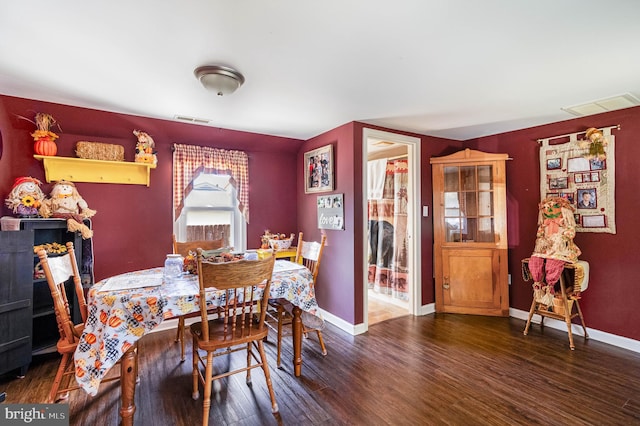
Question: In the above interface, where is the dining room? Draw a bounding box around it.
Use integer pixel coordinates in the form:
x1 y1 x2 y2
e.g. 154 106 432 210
4 4 640 419
3 92 640 424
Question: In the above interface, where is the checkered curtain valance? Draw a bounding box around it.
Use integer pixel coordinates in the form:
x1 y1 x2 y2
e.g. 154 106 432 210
173 143 250 223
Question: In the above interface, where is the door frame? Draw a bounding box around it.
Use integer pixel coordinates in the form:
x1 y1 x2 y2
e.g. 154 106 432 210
362 128 422 331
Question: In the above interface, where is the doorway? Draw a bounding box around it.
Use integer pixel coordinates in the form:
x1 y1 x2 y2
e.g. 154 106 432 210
362 128 421 328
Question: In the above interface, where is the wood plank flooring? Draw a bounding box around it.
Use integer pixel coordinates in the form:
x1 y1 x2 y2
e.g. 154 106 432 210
2 314 640 425
368 291 409 325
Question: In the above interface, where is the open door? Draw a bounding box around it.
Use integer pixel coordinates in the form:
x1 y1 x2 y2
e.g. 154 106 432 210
363 128 421 328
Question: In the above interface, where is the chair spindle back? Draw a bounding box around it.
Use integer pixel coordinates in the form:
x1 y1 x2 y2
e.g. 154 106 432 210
195 251 275 342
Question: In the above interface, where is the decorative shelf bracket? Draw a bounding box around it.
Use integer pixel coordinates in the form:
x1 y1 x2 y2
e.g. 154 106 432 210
34 155 156 186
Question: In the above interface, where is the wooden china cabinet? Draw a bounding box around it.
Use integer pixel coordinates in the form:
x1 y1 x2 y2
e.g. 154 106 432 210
430 149 509 316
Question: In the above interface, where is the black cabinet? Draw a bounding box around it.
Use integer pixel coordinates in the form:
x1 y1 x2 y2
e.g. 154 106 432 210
19 219 87 355
0 230 33 377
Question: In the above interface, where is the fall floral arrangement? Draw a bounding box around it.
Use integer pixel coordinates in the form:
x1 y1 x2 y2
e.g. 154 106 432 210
30 112 61 156
183 251 198 274
31 113 60 143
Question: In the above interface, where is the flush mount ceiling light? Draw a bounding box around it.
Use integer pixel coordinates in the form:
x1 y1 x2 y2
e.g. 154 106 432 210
194 65 245 96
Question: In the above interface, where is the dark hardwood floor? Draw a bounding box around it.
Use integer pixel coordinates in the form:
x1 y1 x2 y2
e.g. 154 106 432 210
2 314 640 425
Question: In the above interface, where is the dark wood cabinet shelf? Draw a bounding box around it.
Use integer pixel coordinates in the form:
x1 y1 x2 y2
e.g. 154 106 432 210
1 218 94 374
0 230 33 377
32 308 55 318
19 219 86 355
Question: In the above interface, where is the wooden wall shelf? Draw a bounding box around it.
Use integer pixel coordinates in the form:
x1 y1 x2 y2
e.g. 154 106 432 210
34 155 156 186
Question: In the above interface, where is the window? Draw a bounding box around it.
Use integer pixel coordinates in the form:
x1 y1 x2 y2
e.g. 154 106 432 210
173 172 246 251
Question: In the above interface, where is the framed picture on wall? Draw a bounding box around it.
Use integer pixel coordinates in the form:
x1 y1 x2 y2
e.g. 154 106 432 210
304 144 334 193
546 157 561 170
317 193 344 230
577 188 597 209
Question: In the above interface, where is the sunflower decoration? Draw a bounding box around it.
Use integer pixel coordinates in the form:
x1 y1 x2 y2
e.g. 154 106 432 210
21 195 36 208
5 176 49 218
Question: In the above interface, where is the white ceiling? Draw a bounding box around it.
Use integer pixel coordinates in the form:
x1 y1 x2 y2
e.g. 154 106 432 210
2 1 640 141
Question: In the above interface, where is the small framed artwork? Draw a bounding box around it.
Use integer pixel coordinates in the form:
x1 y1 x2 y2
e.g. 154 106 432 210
577 188 597 209
582 173 591 183
546 192 559 199
304 144 334 194
317 193 344 230
590 171 600 182
574 213 581 225
582 214 606 228
590 158 606 171
546 158 561 170
559 192 575 204
549 177 568 190
574 173 583 183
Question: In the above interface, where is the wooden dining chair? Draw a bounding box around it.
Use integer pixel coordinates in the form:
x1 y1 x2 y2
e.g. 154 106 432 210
266 232 327 368
191 251 278 426
37 242 134 403
172 235 224 361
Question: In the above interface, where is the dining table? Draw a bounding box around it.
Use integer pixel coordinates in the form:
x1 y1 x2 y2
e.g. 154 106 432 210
74 259 321 426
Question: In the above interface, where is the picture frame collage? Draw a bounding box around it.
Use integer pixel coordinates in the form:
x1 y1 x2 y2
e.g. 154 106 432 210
545 155 607 228
539 128 616 234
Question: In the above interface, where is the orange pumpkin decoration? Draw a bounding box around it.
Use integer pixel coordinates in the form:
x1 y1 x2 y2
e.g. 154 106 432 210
99 311 108 324
34 137 57 156
85 333 97 345
108 315 123 327
146 297 158 307
76 367 85 378
94 360 102 369
122 342 132 353
133 313 144 323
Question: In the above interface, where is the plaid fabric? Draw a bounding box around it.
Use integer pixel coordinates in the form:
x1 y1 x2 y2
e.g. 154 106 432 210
528 255 566 286
173 143 250 223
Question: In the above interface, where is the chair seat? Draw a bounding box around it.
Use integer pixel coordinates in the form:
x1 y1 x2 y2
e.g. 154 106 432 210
56 323 84 353
191 318 269 350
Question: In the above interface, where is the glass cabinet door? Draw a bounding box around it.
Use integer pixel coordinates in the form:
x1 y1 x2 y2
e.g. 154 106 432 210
443 165 494 243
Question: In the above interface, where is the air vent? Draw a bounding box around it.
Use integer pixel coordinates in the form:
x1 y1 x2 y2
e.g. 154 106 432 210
562 93 640 117
174 115 211 125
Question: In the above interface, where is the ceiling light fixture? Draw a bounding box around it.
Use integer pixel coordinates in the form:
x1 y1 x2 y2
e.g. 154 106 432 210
194 65 245 96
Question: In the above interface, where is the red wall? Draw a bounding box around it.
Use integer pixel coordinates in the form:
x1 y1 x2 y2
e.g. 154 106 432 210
296 121 462 325
466 106 640 341
297 124 358 322
3 92 638 342
0 95 303 281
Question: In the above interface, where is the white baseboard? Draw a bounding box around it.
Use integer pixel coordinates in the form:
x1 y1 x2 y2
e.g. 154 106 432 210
150 306 640 355
320 303 436 336
417 303 436 316
510 307 640 354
